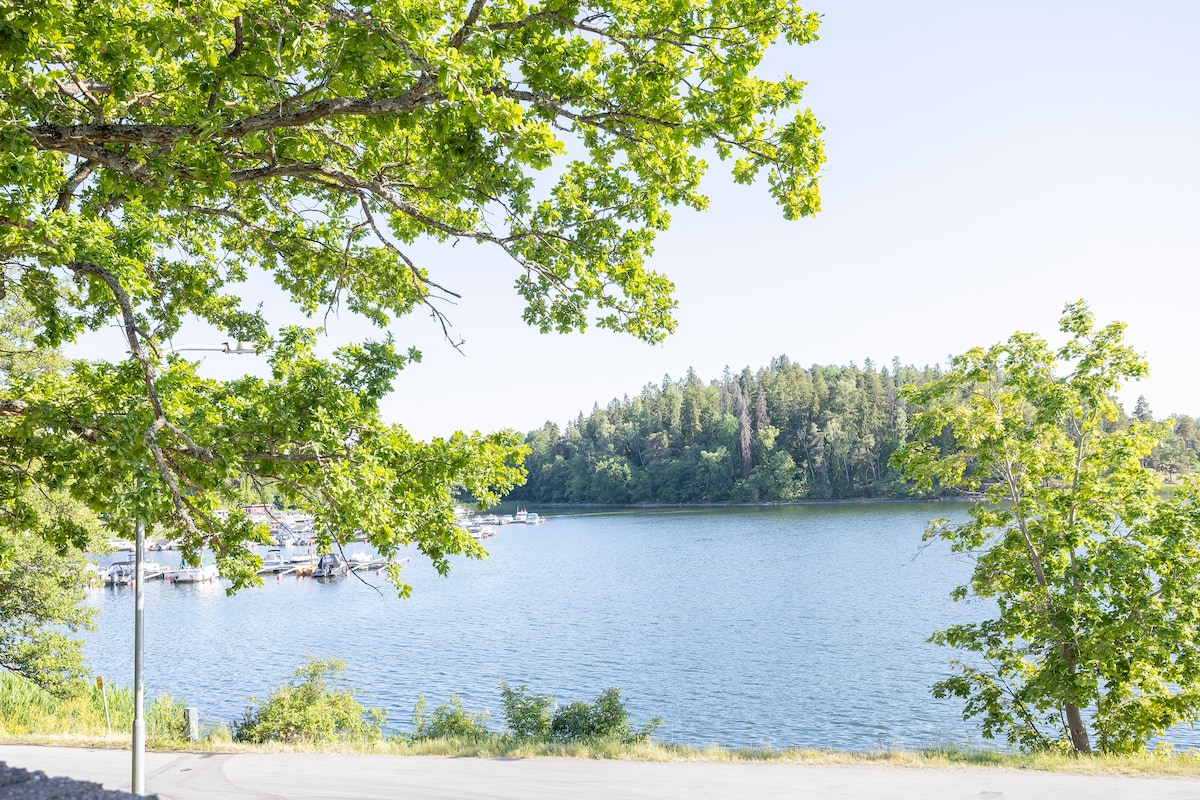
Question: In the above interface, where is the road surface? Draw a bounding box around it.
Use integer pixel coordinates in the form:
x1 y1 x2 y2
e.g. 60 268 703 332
3 744 1200 799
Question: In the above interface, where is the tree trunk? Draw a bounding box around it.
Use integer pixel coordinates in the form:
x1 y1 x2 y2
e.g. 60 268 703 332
1059 642 1091 753
1065 702 1091 753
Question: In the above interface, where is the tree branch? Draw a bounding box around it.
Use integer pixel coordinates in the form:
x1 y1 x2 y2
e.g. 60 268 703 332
27 92 447 150
0 400 28 416
54 161 97 212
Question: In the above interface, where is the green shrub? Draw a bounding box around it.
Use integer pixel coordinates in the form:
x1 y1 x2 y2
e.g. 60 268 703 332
498 681 553 739
550 700 598 740
147 694 189 743
233 657 385 744
410 694 491 741
550 688 662 743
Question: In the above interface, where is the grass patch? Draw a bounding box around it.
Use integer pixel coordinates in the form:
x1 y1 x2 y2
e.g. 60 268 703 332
7 726 1200 778
8 667 1200 777
0 670 188 745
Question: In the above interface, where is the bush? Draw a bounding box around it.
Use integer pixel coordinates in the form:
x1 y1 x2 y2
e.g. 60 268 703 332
549 688 662 743
146 694 190 743
498 682 553 739
410 694 491 741
550 700 599 740
233 657 385 744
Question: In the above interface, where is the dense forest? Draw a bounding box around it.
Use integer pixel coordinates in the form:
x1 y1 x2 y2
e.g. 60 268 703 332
507 357 1200 505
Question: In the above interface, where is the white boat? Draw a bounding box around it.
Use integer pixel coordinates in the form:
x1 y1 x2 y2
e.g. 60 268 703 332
171 564 219 583
514 509 528 523
104 558 169 585
347 552 390 571
257 548 289 574
465 522 498 540
525 512 544 524
500 514 514 525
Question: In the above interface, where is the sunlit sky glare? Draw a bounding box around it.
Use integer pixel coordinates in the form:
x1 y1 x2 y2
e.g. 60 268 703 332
73 0 1200 440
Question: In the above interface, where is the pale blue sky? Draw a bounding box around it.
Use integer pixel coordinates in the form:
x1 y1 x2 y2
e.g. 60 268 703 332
384 0 1200 438
80 1 1200 439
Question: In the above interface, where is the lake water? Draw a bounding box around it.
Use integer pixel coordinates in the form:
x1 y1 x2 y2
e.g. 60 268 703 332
79 503 1182 751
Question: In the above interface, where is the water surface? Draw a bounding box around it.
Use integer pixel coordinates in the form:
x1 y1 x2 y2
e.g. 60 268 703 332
81 503 1041 749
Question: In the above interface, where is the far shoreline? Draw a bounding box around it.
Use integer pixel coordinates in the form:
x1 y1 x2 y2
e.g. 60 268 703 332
494 495 978 511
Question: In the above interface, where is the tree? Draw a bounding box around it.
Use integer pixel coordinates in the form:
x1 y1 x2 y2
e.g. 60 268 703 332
0 0 825 589
0 506 100 696
894 301 1200 754
1133 394 1154 424
0 298 103 694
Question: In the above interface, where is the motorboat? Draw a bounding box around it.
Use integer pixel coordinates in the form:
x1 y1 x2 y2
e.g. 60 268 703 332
312 553 348 579
105 561 136 585
347 552 389 571
257 548 289 574
171 563 219 583
104 558 169 585
466 524 496 541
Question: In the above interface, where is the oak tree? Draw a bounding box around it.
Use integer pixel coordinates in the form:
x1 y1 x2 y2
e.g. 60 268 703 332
0 0 825 589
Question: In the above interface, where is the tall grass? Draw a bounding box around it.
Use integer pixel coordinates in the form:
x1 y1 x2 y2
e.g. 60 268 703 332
0 670 188 744
7 669 1200 777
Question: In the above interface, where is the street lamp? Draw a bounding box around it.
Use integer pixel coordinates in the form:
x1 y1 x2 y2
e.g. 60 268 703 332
130 340 255 795
159 341 258 355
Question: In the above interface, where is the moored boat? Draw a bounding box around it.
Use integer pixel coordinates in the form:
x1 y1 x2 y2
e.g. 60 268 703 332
257 548 289 574
104 558 169 585
171 563 219 583
347 552 389 571
312 553 348 579
467 524 497 540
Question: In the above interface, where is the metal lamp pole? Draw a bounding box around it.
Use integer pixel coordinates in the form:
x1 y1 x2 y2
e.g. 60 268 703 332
131 341 255 796
131 517 145 795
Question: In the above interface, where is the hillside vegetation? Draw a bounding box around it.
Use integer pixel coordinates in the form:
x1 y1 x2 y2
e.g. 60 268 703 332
508 358 1200 504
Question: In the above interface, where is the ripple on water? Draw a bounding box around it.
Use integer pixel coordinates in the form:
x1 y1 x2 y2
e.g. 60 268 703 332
79 504 1200 750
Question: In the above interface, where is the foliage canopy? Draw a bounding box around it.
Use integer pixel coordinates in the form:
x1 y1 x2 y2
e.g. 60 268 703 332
0 522 97 695
0 0 824 589
0 299 107 694
895 301 1200 754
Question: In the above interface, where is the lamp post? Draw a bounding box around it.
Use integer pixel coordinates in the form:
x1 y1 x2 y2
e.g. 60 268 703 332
131 341 255 796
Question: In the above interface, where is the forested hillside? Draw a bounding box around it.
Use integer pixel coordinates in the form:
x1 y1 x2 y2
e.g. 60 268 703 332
507 357 1200 504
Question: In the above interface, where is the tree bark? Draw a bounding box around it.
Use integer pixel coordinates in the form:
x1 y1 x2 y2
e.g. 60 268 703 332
1065 701 1091 753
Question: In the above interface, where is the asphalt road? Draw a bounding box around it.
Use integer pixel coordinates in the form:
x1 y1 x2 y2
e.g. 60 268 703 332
4 745 1200 799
